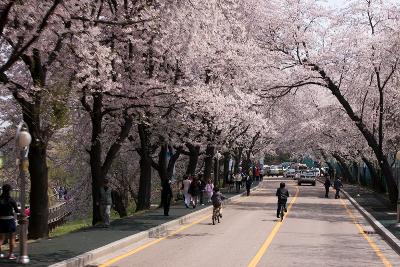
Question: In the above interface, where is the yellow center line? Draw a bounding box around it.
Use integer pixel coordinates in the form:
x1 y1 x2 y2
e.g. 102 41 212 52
340 199 392 267
98 194 251 267
99 213 210 267
247 186 300 267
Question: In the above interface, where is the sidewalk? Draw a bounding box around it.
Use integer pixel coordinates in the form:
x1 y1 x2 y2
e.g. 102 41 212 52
342 183 400 241
0 182 259 267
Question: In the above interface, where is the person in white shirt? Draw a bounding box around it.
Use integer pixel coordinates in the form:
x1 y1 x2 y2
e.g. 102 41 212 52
234 172 242 193
181 175 192 208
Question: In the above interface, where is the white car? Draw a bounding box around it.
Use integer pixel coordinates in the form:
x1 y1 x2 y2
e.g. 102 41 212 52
269 165 283 176
298 170 316 186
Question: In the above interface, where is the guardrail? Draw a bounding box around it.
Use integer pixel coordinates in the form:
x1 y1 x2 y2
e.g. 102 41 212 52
48 201 72 231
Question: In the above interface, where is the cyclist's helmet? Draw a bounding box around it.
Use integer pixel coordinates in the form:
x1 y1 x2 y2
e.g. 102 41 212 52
280 182 285 188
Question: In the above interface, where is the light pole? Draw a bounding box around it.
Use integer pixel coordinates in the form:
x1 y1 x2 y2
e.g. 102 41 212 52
214 151 222 187
16 122 31 264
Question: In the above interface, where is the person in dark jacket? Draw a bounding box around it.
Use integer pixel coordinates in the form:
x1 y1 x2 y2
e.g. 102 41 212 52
276 182 289 218
0 184 19 260
189 177 201 208
324 177 331 198
161 179 173 216
334 177 343 199
245 175 253 196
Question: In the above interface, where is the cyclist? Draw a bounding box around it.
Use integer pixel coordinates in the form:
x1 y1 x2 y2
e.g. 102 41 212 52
276 182 289 218
211 187 226 218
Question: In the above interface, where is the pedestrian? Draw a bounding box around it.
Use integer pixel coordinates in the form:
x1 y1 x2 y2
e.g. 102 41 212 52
199 174 206 205
161 179 173 216
63 187 68 200
97 178 112 227
334 177 343 199
188 176 201 208
324 177 331 198
0 184 19 260
182 175 192 208
276 182 289 218
246 175 253 196
255 166 261 181
58 186 64 200
205 179 214 203
233 171 242 193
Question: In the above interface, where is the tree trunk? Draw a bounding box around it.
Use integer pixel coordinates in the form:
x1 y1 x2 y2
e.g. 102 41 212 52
89 94 104 226
28 143 49 239
233 147 243 173
213 158 219 186
362 157 383 192
111 190 127 217
222 152 230 187
204 145 215 181
136 123 152 211
333 154 353 183
185 143 200 176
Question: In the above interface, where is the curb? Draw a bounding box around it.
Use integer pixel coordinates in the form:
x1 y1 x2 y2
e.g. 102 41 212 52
49 184 261 267
341 189 400 255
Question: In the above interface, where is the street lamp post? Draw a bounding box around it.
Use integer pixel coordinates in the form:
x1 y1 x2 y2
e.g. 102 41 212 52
16 122 31 264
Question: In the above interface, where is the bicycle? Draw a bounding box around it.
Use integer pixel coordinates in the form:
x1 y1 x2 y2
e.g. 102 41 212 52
279 202 286 221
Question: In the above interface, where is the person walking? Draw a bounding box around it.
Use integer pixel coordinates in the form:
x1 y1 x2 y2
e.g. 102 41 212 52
189 177 201 208
245 175 253 196
97 178 112 227
182 175 192 208
234 172 242 193
205 179 214 203
334 177 343 199
161 179 173 216
0 184 19 260
255 166 261 181
324 177 331 198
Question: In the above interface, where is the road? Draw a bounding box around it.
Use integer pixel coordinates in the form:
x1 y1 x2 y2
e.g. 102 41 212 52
91 178 400 267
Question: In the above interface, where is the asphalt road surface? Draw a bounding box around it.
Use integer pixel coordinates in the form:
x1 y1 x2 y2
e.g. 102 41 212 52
91 178 400 267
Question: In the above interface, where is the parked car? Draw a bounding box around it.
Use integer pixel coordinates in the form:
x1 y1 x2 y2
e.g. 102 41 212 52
263 165 270 176
298 170 316 186
284 168 296 178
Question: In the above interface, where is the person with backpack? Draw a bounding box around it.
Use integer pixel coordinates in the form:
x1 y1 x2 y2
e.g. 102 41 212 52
211 187 226 218
0 184 19 260
276 182 289 218
324 177 331 198
334 177 343 199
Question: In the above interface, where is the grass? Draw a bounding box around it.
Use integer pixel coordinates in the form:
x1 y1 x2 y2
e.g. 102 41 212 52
49 218 92 238
48 205 137 238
